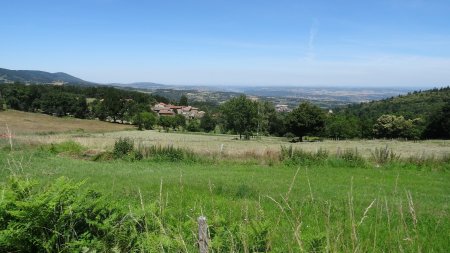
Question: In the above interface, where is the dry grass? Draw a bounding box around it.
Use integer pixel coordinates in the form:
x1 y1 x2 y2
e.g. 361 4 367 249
0 110 134 135
12 128 450 159
2 110 448 159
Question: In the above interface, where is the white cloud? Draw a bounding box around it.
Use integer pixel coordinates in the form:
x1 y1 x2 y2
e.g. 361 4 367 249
305 19 319 61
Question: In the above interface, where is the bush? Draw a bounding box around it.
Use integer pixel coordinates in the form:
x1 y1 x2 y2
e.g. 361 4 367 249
280 145 328 165
371 146 400 165
134 111 157 130
0 177 141 252
46 141 85 155
186 120 201 132
113 138 135 159
334 148 366 167
137 144 196 162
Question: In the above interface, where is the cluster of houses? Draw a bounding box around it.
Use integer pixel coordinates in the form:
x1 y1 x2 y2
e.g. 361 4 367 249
275 104 291 113
152 102 205 119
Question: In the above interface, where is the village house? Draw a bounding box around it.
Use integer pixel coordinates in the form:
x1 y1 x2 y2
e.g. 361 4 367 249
275 104 291 113
152 102 205 118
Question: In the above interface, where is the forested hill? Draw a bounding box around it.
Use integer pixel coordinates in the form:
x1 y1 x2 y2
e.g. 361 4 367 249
0 68 91 84
326 86 450 139
337 86 450 120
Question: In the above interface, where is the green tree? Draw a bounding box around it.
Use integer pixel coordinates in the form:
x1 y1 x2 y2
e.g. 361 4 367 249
373 114 421 139
134 111 157 130
0 94 5 111
179 95 188 106
186 119 201 132
325 114 360 139
220 95 258 139
39 92 87 117
200 112 216 132
173 114 186 130
158 116 174 132
286 102 326 142
92 99 108 121
256 101 278 136
102 88 123 122
424 101 450 139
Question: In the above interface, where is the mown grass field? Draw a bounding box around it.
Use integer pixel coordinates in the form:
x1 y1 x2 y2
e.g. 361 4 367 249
1 111 449 252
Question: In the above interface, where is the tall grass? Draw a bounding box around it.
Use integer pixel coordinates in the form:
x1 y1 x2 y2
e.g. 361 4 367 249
137 143 197 162
3 174 438 252
371 145 401 165
280 145 329 165
0 145 449 252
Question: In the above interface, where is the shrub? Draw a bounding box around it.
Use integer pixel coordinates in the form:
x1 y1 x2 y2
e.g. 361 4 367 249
284 132 296 139
0 176 141 252
46 141 85 155
186 120 201 132
280 145 328 165
371 146 400 165
280 145 294 160
405 153 450 169
334 148 366 167
134 111 157 130
137 144 196 162
113 137 135 159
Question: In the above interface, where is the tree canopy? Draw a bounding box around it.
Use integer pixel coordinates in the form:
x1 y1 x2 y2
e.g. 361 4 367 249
423 101 450 139
286 102 326 141
372 114 421 139
220 95 258 139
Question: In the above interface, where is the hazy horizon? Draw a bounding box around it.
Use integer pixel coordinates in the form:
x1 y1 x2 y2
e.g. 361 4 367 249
1 0 449 87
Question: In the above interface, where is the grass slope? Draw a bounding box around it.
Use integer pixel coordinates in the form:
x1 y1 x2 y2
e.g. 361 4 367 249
0 110 134 134
0 147 449 251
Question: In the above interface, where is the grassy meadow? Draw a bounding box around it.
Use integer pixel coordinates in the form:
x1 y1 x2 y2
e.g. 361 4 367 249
0 110 134 135
1 111 449 252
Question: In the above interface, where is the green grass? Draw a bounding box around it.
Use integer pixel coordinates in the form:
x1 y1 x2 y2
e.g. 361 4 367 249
1 146 449 252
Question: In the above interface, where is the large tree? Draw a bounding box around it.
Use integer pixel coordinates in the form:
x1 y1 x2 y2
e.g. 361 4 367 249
220 95 258 139
102 88 123 122
179 95 188 106
134 111 157 130
372 114 421 139
200 112 216 132
286 102 326 141
325 114 361 139
255 101 278 136
423 101 450 139
173 114 186 130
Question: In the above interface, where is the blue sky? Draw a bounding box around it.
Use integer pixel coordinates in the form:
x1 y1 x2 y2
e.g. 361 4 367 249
1 0 449 87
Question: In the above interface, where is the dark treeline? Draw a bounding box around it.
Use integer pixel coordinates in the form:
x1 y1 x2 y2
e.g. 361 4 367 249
0 83 159 124
1 83 449 140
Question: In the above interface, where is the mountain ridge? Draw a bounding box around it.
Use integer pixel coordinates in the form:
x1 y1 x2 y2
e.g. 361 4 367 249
0 68 92 84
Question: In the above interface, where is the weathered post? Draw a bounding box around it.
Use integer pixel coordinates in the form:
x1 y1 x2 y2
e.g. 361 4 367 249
198 216 208 253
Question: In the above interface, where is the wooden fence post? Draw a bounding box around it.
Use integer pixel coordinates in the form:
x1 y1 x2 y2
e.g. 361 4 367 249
198 216 209 253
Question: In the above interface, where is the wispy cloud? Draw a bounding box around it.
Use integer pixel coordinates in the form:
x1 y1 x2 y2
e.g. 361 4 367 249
305 19 319 61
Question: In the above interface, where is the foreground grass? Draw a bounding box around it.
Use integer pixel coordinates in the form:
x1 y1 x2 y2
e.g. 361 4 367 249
1 146 449 252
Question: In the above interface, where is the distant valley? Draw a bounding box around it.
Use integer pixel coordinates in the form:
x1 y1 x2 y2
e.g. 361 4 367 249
1 67 416 109
116 82 413 109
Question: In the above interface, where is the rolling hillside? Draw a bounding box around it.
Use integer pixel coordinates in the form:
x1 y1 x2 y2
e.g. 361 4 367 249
338 86 450 120
0 68 92 84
